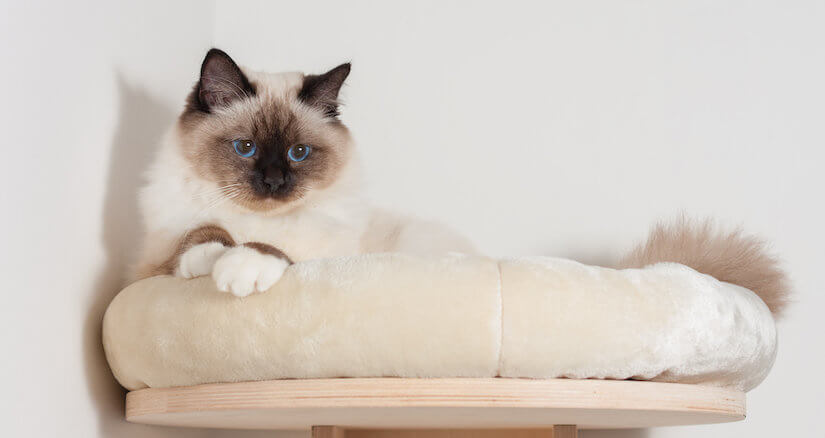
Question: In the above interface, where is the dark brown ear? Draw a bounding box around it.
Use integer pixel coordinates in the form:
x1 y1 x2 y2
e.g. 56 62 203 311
196 48 255 112
298 63 351 118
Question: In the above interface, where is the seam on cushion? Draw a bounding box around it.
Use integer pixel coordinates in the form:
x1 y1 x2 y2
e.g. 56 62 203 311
495 260 503 377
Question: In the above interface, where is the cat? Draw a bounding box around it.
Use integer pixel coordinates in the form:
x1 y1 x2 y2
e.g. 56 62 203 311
134 48 789 317
133 48 475 297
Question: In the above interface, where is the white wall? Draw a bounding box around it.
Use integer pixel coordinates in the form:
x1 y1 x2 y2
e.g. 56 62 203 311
214 1 824 437
1 1 821 437
0 1 285 437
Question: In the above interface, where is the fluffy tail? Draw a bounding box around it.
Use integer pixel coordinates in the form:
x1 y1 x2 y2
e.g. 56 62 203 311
617 217 790 317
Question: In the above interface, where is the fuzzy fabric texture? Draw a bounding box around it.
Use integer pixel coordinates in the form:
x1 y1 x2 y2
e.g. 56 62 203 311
103 253 776 392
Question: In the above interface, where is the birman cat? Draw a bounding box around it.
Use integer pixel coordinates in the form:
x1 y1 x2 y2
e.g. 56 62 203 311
134 49 475 296
134 49 789 318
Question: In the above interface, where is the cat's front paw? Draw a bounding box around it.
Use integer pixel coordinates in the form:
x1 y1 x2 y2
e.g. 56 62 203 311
175 242 229 278
211 246 290 297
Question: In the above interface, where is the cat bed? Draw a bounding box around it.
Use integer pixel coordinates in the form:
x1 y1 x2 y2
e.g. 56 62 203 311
102 253 776 392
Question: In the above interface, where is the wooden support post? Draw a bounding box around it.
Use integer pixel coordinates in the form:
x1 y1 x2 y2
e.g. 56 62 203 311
312 426 347 438
551 425 578 438
311 426 578 437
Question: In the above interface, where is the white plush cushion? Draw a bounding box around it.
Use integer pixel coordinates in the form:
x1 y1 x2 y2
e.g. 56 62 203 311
103 253 776 391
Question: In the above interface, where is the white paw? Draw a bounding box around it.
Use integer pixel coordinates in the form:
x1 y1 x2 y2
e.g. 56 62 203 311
175 242 229 278
211 246 290 297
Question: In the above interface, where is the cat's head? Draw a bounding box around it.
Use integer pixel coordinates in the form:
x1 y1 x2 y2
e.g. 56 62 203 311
176 48 355 214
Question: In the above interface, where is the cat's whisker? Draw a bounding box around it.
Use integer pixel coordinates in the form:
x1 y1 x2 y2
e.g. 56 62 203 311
194 184 241 198
198 185 239 207
195 188 241 199
194 183 243 200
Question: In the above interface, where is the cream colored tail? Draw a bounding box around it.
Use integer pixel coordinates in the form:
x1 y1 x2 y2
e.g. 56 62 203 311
618 217 790 317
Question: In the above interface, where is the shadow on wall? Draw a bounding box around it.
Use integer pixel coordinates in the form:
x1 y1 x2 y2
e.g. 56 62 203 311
552 248 619 269
82 73 302 438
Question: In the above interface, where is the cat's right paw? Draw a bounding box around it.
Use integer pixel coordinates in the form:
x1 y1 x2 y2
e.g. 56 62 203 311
175 242 229 278
211 246 290 297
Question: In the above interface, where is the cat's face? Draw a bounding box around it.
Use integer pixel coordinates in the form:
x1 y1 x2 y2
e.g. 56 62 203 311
177 49 354 214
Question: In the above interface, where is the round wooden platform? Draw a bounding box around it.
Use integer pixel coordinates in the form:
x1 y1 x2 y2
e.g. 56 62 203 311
126 378 745 430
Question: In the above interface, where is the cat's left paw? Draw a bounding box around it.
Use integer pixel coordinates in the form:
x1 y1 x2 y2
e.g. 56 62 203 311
211 246 290 297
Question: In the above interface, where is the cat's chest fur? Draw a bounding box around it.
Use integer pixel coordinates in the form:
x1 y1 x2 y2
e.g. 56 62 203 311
208 201 367 262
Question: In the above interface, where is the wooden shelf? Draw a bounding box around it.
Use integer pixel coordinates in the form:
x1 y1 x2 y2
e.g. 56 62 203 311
126 378 745 430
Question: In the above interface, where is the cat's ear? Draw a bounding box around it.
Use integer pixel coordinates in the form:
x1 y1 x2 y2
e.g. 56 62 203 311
298 63 351 118
197 48 254 112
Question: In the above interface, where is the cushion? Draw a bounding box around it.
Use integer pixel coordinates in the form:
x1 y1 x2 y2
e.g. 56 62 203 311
102 253 776 391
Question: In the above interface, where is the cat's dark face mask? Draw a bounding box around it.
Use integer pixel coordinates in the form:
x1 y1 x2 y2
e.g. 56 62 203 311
176 49 354 213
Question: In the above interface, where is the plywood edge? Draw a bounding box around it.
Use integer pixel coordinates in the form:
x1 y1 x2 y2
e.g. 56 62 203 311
126 378 745 429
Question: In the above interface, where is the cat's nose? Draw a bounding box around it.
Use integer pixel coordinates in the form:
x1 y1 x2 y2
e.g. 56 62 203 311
263 167 285 191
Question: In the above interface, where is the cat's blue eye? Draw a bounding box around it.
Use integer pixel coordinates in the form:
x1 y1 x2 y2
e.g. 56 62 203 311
288 144 311 162
233 139 256 157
